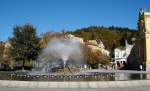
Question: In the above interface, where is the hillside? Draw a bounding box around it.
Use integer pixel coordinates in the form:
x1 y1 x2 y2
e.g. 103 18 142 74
67 26 137 53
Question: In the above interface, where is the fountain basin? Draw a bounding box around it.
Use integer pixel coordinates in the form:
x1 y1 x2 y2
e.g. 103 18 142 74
0 70 150 81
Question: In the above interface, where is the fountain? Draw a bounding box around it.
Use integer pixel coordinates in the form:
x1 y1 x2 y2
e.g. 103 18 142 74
37 38 84 73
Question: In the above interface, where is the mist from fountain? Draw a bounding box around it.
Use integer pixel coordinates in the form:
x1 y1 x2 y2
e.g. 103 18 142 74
37 38 84 73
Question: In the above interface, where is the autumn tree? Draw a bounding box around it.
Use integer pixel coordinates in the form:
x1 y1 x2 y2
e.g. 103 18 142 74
0 41 5 60
0 41 5 68
3 42 12 70
0 41 12 70
82 45 110 69
38 32 65 49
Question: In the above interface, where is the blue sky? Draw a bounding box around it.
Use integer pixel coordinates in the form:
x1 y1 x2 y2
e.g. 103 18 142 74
0 0 150 41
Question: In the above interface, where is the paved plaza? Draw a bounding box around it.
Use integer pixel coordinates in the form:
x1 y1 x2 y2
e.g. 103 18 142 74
0 80 150 91
0 86 150 91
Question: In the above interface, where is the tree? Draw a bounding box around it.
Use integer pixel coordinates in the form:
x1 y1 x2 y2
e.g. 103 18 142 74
0 41 5 59
0 41 5 68
82 45 110 69
3 42 12 70
0 41 12 70
38 32 65 49
10 24 39 70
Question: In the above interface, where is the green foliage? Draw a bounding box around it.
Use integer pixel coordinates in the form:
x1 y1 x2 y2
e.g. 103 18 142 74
68 26 137 54
10 24 40 69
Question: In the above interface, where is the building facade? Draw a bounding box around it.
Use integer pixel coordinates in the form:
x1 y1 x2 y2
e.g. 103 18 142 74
138 10 150 71
114 41 133 69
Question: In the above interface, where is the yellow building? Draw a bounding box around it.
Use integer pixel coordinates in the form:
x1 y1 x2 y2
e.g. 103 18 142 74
138 10 150 71
144 12 150 65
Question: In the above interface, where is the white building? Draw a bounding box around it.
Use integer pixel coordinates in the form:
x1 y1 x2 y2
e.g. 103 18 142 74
114 49 127 63
114 40 134 69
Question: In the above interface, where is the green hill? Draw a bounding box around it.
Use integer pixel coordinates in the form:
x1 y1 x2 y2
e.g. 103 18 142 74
67 26 137 52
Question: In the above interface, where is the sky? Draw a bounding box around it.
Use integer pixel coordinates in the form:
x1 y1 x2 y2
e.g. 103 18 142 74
0 0 150 41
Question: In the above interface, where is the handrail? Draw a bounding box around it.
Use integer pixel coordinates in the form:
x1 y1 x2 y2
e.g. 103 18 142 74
0 70 150 74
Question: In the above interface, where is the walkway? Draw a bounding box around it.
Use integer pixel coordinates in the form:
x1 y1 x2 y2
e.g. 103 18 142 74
0 80 150 91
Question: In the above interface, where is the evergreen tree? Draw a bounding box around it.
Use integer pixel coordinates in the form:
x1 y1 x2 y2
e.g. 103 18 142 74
10 24 39 70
